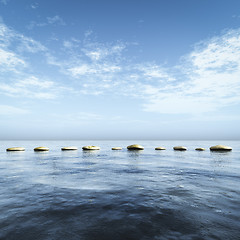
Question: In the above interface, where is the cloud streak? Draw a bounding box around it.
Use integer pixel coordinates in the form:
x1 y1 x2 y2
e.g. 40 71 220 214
0 76 59 99
0 48 26 70
27 15 66 29
0 22 73 101
0 22 46 51
44 28 240 116
1 18 240 117
142 29 240 114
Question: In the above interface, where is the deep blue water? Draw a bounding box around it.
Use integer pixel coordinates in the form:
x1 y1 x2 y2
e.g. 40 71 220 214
0 140 240 240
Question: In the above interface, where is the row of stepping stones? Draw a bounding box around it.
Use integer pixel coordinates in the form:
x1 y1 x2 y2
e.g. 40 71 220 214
5 144 232 152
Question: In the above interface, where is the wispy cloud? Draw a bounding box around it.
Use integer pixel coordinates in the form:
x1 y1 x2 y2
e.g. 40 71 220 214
0 76 59 99
0 22 73 100
232 15 240 18
142 29 240 114
44 28 240 115
69 64 121 77
0 22 46 53
17 37 47 53
84 30 93 38
0 48 26 70
16 77 54 89
27 15 66 29
0 0 9 5
82 42 125 61
0 78 69 100
26 21 46 30
2 18 240 118
31 3 39 9
45 39 127 95
47 15 66 25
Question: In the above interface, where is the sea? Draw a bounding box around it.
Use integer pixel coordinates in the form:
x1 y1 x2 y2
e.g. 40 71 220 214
0 140 240 240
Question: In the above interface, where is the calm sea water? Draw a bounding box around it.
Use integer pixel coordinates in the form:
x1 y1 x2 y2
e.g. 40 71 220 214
0 140 240 240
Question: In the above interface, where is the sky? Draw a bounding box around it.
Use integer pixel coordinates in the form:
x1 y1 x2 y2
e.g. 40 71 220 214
0 0 240 140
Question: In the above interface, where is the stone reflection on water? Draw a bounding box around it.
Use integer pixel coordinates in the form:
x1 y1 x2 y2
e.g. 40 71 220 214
0 140 240 240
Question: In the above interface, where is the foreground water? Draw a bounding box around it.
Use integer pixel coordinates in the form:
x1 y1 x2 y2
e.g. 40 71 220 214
0 140 240 240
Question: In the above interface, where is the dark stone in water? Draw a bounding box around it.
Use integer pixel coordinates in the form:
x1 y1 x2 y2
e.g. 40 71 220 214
210 145 232 151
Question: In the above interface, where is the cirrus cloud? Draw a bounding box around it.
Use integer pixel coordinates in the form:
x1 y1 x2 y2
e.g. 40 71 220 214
46 27 240 116
1 18 240 117
141 29 240 114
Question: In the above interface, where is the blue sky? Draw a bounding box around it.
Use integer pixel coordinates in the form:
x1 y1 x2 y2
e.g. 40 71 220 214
0 0 240 140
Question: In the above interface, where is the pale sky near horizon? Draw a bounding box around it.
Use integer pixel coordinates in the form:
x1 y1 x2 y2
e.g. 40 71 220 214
0 0 240 140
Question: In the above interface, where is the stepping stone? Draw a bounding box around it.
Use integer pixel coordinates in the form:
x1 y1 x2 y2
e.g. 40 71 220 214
195 148 205 151
210 145 232 151
6 147 25 151
173 146 187 151
112 147 122 150
34 147 49 152
155 147 166 150
61 146 78 151
82 146 100 150
127 144 144 150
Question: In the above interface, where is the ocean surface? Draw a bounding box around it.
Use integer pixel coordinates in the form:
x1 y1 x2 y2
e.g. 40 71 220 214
0 140 240 240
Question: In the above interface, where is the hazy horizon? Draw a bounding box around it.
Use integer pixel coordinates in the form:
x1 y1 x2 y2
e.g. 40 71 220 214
1 138 239 141
1 0 240 140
